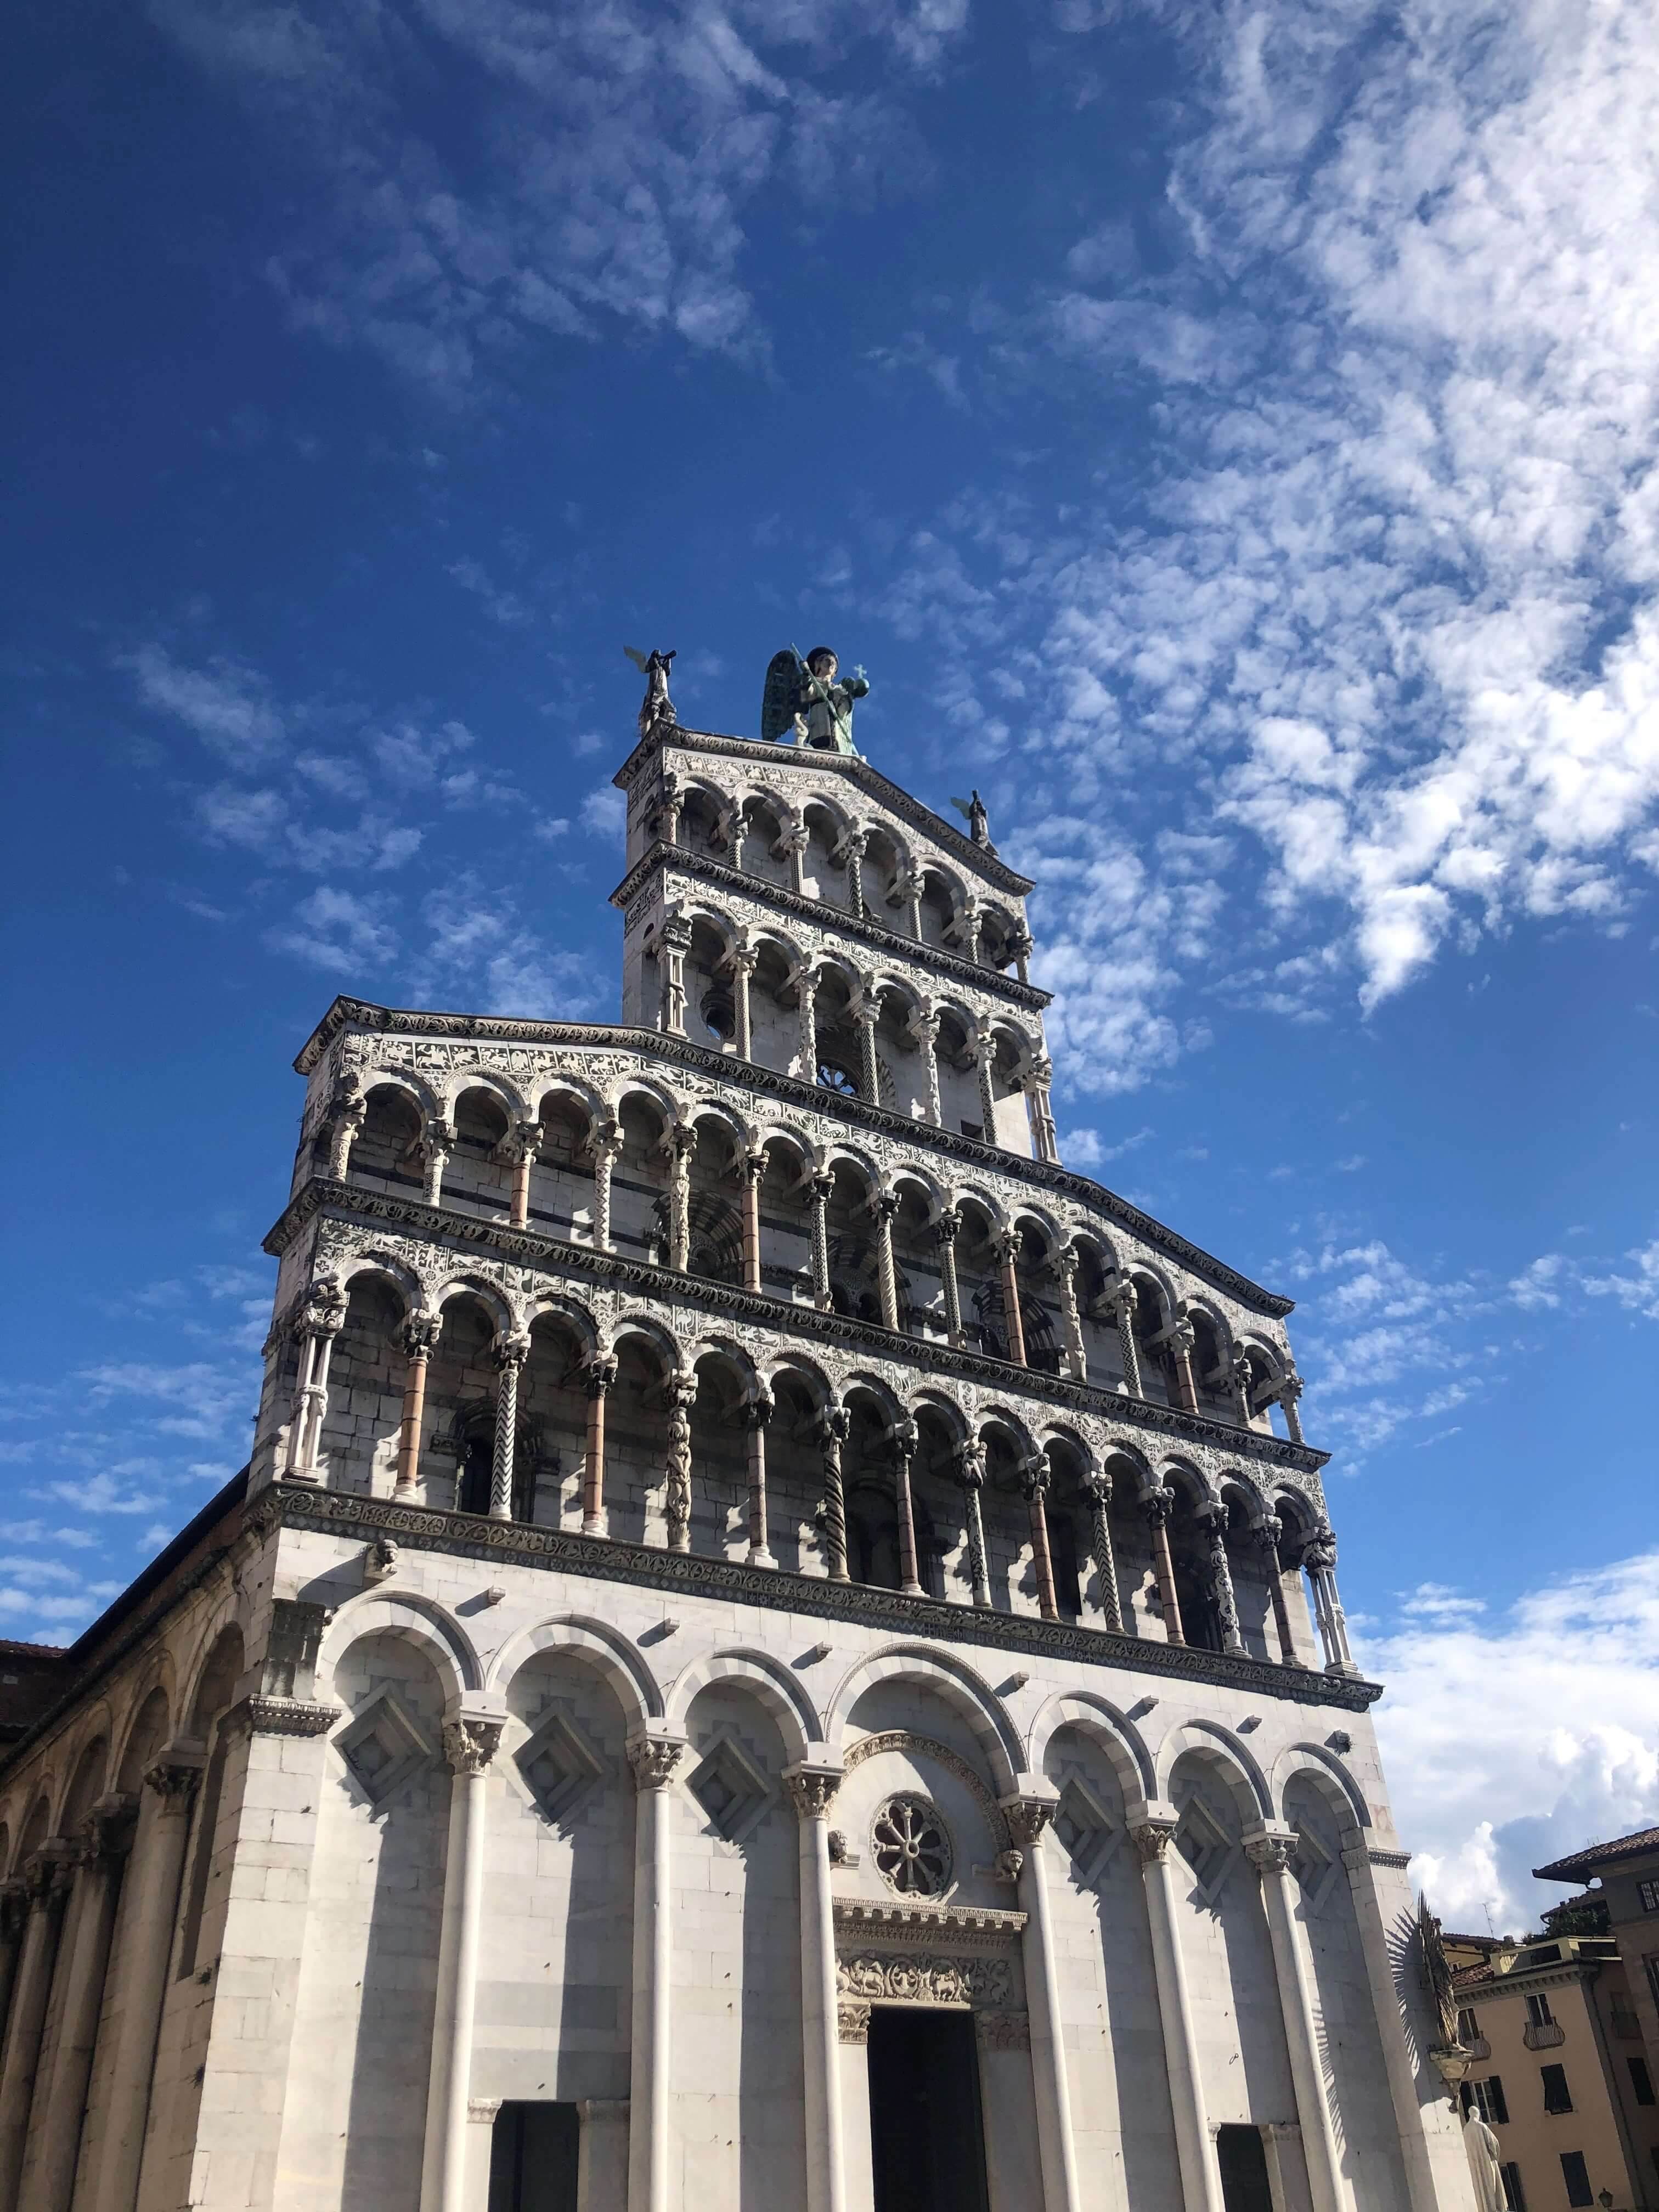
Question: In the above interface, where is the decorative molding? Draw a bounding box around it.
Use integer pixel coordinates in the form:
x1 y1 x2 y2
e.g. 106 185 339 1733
837 1949 1014 2007
837 2000 872 2044
230 1695 338 1739
845 1731 1015 1852
264 1182 1322 1475
975 2008 1031 2052
263 1483 1382 1709
832 1897 1027 1945
288 1001 1295 1318
1366 1847 1413 1870
610 843 1052 1012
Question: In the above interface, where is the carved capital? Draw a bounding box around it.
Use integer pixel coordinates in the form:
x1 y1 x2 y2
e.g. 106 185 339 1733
838 2000 872 2045
1245 1830 1300 1877
819 1406 851 1449
300 1274 348 1338
627 1735 687 1792
1143 1486 1174 1530
999 1797 1054 1850
783 1765 843 1821
1130 1818 1178 1866
442 1719 503 1777
492 1330 533 1374
872 1189 902 1223
975 2008 1031 2052
1302 1530 1338 1573
890 1417 919 1461
743 1386 775 1432
1083 1468 1113 1510
933 1206 961 1246
809 1171 836 1205
954 1438 986 1491
143 1757 205 1813
1019 1452 1052 1503
668 1371 701 1413
1254 1513 1284 1558
741 1148 769 1187
398 1310 444 1361
585 1353 619 1400
992 1225 1023 1265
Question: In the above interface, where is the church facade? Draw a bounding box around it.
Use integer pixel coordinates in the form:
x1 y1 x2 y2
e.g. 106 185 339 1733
0 671 1476 2212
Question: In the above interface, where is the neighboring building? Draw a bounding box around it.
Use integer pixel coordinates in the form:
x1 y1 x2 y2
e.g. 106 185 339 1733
1538 1833 1659 2075
1452 1930 1659 2212
0 656 1476 2212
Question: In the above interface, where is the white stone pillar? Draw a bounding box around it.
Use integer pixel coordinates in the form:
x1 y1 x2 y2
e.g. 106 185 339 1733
284 1278 346 1480
872 1191 901 1332
21 1803 132 2212
1247 1828 1346 2212
664 1373 697 1555
89 1759 202 2212
0 1849 71 2212
785 1765 848 2212
591 1125 624 1254
326 1079 366 1178
582 1353 618 1538
1001 1799 1081 2212
741 1149 766 1294
658 917 691 1037
1054 1244 1087 1381
730 943 758 1061
841 831 868 919
955 1441 992 1610
1132 1819 1224 2212
934 1209 964 1347
890 1420 923 1598
626 1733 687 2212
666 1128 692 1273
1022 1057 1059 1164
420 1715 504 2212
854 998 881 1104
817 1408 850 1583
505 1121 543 1229
901 869 925 940
910 1008 943 1125
1083 1469 1124 1632
783 820 809 898
973 1032 998 1141
809 1173 834 1310
1111 1279 1144 1397
488 1332 530 1521
745 1387 777 1567
423 1117 456 1207
796 969 820 1085
1303 1530 1356 1672
1198 1504 1247 1657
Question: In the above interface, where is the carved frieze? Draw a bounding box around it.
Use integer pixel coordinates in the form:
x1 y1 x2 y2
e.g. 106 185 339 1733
836 1950 1012 2008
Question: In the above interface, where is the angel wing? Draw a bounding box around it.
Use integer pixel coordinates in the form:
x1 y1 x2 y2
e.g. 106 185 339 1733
950 795 974 819
760 648 803 744
623 646 651 674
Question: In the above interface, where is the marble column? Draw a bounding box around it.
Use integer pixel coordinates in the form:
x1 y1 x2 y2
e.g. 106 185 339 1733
1001 1800 1081 2212
1145 1488 1185 1645
809 1173 834 1309
1256 1516 1300 1664
745 1387 777 1567
1228 1351 1256 1429
1278 1371 1306 1444
0 1849 71 2212
891 1420 923 1597
785 1767 848 2212
505 1120 543 1229
842 831 868 920
1342 1847 1454 2212
422 1117 456 1207
488 1332 531 1521
664 1374 697 1555
1022 1057 1059 1164
955 1441 992 1610
901 869 926 940
933 1209 964 1346
972 1034 998 1142
1303 1530 1356 1672
1166 1318 1200 1413
818 1409 850 1583
910 1009 943 1125
1247 1829 1346 2212
1132 1820 1224 2212
1009 926 1034 986
854 999 881 1103
872 1192 901 1332
22 1802 133 2212
395 1311 443 1493
88 1759 202 2212
591 1125 624 1254
420 1717 504 2212
284 1279 346 1480
582 1355 618 1537
1054 1244 1087 1381
1111 1279 1144 1397
665 1128 692 1273
795 969 820 1085
783 820 809 897
626 1734 687 2212
325 1081 366 1178
1197 1504 1246 1656
1083 1469 1124 1632
741 1149 766 1293
730 943 759 1062
576 2101 631 2212
1022 1453 1059 1622
995 1227 1027 1365
658 917 691 1037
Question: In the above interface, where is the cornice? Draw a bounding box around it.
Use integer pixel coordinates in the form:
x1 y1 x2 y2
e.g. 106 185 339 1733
263 1180 1328 1476
257 1481 1379 1709
291 1003 1294 1319
610 843 1052 1013
833 1898 1028 1944
612 725 1037 896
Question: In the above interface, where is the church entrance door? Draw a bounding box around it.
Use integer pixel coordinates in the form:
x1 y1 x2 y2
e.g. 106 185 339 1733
1216 2124 1275 2212
487 2101 579 2211
867 2006 991 2212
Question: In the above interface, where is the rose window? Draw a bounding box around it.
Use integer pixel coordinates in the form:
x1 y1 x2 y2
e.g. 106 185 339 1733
872 1795 953 1897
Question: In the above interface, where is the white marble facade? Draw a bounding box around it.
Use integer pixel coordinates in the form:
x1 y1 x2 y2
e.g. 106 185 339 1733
0 709 1478 2212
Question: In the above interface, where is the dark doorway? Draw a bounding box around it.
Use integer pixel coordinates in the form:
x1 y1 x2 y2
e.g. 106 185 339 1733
867 2007 990 2212
1216 2124 1274 2212
487 2102 580 2212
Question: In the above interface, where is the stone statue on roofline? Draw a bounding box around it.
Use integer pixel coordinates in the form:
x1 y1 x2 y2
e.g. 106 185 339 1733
761 644 870 755
624 646 676 743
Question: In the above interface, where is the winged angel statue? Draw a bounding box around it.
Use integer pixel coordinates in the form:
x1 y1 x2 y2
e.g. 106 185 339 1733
624 646 676 742
760 645 870 754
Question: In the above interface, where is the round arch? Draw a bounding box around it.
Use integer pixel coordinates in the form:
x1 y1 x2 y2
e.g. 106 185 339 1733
665 1648 821 1763
824 1645 1022 1794
1025 1689 1156 1815
1156 1718 1274 1821
314 1591 482 1706
486 1615 664 1724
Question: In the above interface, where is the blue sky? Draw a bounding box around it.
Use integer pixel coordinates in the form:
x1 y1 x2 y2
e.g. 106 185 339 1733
6 0 1657 1925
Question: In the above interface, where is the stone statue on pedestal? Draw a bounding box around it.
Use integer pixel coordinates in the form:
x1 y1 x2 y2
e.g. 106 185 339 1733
625 647 677 742
761 645 870 754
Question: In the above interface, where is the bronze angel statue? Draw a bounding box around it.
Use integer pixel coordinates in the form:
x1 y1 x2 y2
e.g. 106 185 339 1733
760 645 870 754
624 646 676 743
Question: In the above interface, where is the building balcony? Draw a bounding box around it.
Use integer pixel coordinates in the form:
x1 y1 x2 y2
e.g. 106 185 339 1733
1523 2021 1566 2050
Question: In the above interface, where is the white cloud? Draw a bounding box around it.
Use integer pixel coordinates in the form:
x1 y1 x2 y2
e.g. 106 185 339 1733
124 644 285 761
409 875 602 1019
265 887 399 975
580 785 627 838
1367 1552 1659 1932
